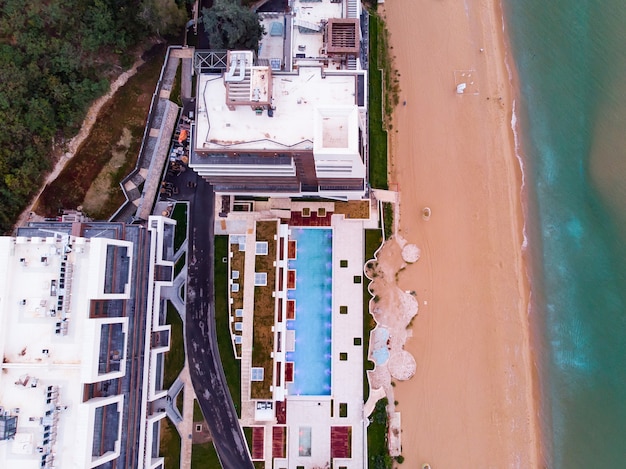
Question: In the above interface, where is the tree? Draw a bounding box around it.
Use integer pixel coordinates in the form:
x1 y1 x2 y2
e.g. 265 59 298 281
201 1 265 51
0 0 185 232
138 0 188 37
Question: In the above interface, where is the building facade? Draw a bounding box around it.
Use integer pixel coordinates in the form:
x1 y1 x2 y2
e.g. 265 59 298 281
215 199 372 468
0 216 175 469
190 0 369 200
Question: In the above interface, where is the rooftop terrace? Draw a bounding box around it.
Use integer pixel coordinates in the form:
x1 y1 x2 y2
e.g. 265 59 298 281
195 67 359 152
0 236 131 468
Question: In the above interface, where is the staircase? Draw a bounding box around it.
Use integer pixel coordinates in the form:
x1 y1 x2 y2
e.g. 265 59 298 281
293 18 322 32
226 69 251 103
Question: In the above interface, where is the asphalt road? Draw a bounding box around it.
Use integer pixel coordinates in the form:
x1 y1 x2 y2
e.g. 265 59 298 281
185 175 254 469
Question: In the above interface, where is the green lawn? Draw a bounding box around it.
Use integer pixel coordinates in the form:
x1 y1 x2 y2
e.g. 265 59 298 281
251 221 278 399
170 61 183 107
368 12 389 191
176 391 184 415
383 202 394 239
174 252 186 278
193 399 204 422
191 442 222 468
213 236 242 416
171 203 188 252
163 301 184 390
159 418 181 469
363 229 383 401
368 398 392 469
242 427 253 455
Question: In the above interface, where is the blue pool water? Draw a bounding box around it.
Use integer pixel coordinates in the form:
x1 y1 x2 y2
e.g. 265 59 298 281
285 228 333 396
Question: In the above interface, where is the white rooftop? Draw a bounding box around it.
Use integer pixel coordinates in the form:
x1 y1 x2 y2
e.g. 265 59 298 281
196 67 358 152
291 0 344 60
219 204 370 468
0 236 131 468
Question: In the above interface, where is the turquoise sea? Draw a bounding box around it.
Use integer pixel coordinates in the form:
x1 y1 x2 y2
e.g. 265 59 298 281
503 1 626 467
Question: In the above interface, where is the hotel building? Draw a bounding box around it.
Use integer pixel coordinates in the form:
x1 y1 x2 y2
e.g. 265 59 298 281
190 0 369 200
216 199 373 468
0 216 176 469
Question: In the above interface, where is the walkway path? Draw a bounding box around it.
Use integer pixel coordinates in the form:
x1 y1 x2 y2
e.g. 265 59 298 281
372 188 401 238
364 236 419 457
112 46 187 223
155 232 197 469
170 47 194 103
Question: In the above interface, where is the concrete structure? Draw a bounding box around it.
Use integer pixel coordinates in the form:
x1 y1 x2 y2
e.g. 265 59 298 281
0 216 176 469
215 197 378 469
190 0 369 199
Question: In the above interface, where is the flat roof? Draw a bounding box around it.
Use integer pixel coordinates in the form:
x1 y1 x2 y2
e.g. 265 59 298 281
291 1 343 60
0 236 130 468
0 238 99 366
258 15 285 66
196 67 358 152
218 202 368 467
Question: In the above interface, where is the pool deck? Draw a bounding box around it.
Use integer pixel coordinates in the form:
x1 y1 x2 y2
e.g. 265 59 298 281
215 196 378 469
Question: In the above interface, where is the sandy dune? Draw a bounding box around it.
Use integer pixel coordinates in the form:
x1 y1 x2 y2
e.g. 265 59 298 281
380 0 540 466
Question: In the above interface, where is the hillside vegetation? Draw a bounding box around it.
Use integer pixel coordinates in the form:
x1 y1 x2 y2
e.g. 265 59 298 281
0 0 187 232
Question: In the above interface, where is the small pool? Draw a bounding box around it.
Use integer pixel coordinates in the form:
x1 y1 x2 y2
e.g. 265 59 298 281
371 327 390 366
286 228 332 396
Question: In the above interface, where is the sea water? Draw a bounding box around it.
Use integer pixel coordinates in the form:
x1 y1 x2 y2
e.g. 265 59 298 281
503 1 626 467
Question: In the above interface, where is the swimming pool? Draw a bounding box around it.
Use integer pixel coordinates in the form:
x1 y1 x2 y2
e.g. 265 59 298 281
286 228 332 396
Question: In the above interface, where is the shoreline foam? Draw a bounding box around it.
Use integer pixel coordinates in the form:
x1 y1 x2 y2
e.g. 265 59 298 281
502 4 550 465
382 0 541 465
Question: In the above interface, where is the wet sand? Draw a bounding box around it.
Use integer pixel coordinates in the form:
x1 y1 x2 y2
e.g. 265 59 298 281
381 0 540 466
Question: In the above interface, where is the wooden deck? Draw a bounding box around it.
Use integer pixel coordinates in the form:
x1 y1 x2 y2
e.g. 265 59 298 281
285 362 294 382
288 240 297 259
331 426 352 458
252 427 264 460
287 269 296 289
287 300 295 320
272 426 286 458
275 400 286 425
289 210 333 227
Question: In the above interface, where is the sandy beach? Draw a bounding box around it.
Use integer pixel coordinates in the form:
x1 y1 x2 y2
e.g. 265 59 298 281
381 0 540 466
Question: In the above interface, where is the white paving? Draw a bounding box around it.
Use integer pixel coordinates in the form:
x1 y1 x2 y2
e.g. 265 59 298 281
214 198 372 468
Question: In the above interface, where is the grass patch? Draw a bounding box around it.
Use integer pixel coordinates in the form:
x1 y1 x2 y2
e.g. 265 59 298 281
176 390 184 414
193 399 204 422
164 300 184 390
171 203 188 251
174 252 186 278
363 229 383 401
214 236 242 416
242 427 274 469
243 427 253 453
368 12 388 191
251 221 277 399
368 397 392 469
382 202 394 239
159 417 181 469
230 244 246 335
334 200 370 219
377 17 401 120
191 442 221 468
36 44 168 219
170 62 183 106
